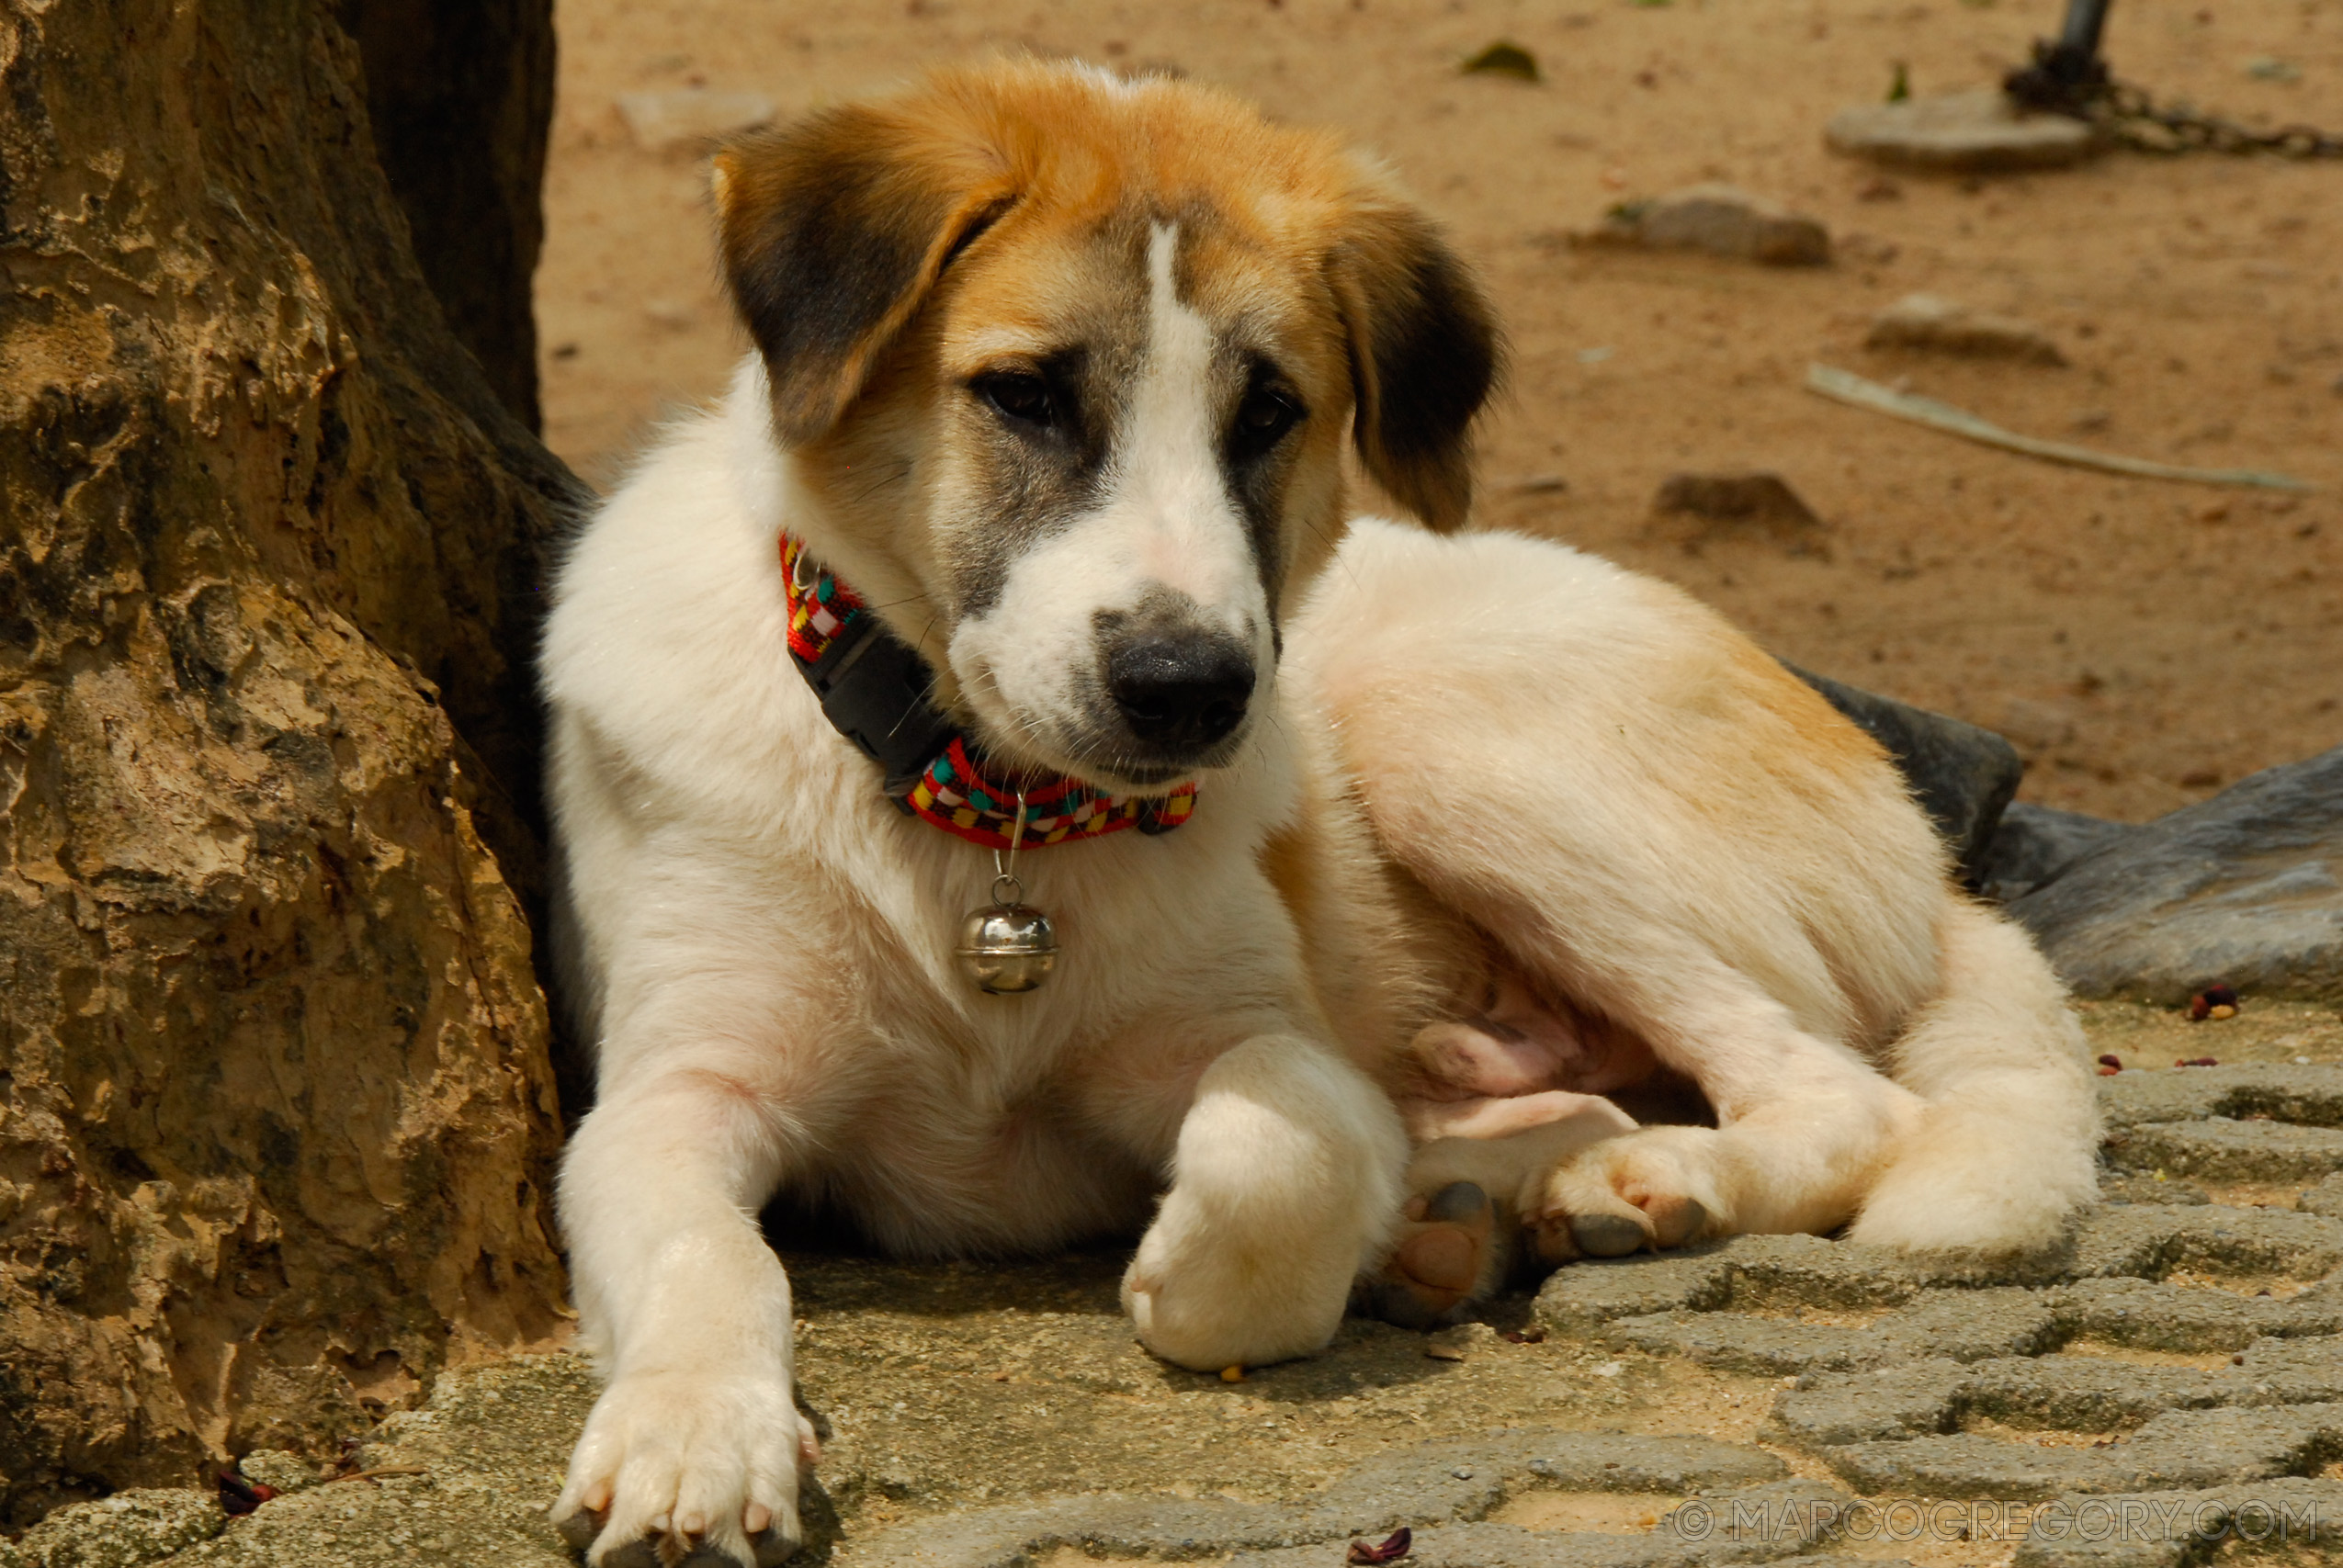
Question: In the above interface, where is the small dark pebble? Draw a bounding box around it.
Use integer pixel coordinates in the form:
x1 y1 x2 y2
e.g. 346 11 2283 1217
1350 1527 1413 1564
2176 1056 2220 1068
2096 1054 2122 1070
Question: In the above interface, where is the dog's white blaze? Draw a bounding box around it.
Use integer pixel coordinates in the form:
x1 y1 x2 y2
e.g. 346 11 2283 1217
1112 224 1262 622
945 223 1273 780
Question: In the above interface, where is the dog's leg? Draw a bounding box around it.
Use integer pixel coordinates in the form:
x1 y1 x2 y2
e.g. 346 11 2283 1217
1364 989 1655 1322
1366 1100 1639 1326
1850 899 2100 1253
1121 1035 1407 1371
1297 525 2016 1254
1521 947 1930 1258
553 1063 817 1568
1535 903 2098 1261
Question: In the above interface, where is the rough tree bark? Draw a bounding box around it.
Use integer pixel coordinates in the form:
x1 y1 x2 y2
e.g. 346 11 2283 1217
0 0 576 1527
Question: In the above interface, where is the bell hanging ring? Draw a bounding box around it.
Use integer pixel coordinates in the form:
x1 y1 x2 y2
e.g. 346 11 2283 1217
956 873 1058 994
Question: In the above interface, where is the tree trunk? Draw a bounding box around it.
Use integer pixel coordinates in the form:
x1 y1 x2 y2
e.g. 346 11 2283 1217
343 0 555 432
0 0 574 1526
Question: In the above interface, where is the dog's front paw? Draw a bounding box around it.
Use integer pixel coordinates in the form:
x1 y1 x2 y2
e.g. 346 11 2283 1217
1530 1128 1722 1263
1121 1186 1357 1371
554 1367 817 1567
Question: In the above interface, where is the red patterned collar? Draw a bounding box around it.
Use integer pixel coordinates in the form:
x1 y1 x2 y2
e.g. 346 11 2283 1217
780 536 1197 852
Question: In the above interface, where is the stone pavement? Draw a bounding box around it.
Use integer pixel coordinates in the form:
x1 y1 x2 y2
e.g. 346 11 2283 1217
852 1434 1839 1568
15 1029 2343 1568
1540 1062 2343 1568
846 1061 2343 1567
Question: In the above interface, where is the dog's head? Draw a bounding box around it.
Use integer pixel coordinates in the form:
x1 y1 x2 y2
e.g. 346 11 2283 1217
714 61 1500 791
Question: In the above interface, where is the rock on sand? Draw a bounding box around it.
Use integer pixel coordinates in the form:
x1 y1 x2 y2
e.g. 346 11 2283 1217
1867 293 2067 366
1827 87 2102 172
1573 184 1829 266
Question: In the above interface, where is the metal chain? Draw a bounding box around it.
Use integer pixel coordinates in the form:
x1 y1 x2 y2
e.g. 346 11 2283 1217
2088 80 2343 160
2005 40 2343 160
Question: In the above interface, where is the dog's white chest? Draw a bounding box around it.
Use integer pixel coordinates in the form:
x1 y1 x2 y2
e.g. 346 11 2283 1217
810 1030 1159 1254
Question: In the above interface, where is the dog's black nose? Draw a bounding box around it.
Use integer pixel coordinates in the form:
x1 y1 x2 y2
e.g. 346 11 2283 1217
1106 633 1255 754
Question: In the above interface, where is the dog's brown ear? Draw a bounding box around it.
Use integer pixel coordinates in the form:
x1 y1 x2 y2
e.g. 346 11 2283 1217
1330 183 1503 532
712 106 1015 446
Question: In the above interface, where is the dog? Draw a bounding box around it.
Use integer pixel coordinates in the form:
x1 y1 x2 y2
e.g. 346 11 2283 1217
541 60 2099 1567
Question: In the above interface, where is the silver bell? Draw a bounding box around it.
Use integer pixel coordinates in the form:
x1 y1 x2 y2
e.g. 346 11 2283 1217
956 896 1057 994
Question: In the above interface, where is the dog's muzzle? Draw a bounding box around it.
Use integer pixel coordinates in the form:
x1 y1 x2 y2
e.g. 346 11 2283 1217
1101 625 1256 765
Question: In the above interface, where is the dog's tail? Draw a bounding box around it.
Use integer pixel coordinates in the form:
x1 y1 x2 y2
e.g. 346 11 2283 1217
1848 897 2100 1254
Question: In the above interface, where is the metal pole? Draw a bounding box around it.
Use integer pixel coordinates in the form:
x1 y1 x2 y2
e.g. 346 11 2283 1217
2005 0 2115 115
2057 0 2113 59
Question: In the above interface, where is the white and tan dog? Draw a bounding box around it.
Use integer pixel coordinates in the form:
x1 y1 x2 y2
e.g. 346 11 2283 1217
542 61 2098 1567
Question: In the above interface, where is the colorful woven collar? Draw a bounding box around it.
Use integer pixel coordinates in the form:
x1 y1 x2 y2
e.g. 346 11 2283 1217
781 536 1197 852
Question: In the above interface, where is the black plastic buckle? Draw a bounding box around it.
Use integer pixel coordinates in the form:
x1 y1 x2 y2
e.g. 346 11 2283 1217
798 612 961 798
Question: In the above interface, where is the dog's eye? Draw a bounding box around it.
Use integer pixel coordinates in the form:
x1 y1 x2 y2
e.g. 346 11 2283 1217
1233 387 1302 451
975 371 1055 428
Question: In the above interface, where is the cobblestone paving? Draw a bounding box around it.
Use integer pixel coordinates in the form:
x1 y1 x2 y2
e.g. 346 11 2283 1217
27 1054 2343 1568
1536 1064 2343 1567
829 1070 2343 1568
851 1433 1842 1568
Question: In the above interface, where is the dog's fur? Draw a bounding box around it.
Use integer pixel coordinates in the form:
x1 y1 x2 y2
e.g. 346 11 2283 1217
542 61 2099 1567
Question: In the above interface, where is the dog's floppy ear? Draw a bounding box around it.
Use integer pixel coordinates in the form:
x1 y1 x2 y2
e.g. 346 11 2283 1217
712 105 1015 446
1330 178 1503 533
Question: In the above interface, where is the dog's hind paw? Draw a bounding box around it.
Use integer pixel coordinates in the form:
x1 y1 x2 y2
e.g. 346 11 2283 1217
1362 1180 1504 1330
1530 1129 1720 1264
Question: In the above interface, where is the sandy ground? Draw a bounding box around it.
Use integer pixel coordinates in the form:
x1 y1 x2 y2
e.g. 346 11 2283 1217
535 0 2343 824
